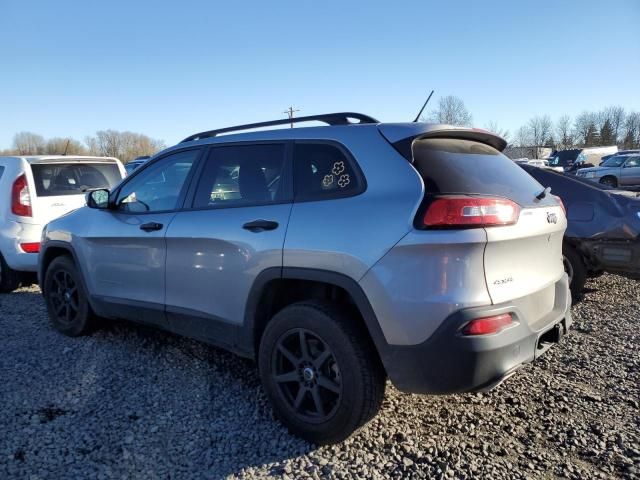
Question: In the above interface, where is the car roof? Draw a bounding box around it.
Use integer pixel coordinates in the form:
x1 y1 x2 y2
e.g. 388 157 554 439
0 155 120 164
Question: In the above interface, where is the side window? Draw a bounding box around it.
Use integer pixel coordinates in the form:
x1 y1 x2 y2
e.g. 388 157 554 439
116 149 199 213
0 166 4 180
192 144 287 208
625 157 640 168
293 143 362 201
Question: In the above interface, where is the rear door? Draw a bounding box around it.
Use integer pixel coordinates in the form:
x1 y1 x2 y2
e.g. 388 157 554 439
620 156 640 186
164 142 292 342
29 161 124 224
411 138 566 304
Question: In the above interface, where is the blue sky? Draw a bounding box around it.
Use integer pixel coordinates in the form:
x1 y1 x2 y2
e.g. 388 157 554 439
1 0 638 148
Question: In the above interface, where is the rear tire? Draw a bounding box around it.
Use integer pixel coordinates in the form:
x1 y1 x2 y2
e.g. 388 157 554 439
563 244 587 300
43 256 96 336
0 252 21 293
258 301 385 445
599 176 618 188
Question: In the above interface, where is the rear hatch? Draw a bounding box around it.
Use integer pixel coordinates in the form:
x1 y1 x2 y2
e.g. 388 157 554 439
408 136 566 305
28 161 124 224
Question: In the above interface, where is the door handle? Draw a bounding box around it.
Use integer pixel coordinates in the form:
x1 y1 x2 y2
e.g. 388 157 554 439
140 222 163 232
242 219 279 232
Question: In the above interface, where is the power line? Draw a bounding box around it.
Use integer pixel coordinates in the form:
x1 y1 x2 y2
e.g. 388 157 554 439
283 106 300 128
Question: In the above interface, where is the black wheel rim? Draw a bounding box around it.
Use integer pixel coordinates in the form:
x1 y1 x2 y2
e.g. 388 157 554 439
272 328 342 423
49 270 79 325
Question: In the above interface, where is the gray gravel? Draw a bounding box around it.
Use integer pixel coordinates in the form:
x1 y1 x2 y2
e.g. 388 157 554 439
1 274 639 479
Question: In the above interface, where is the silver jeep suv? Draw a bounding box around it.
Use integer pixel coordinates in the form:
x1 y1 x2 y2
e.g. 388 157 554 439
39 113 571 444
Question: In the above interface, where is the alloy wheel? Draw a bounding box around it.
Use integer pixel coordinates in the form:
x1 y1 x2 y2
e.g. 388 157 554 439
271 328 342 423
49 270 80 325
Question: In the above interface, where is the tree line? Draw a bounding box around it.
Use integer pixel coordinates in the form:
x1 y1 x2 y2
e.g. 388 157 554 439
0 130 166 163
425 95 640 152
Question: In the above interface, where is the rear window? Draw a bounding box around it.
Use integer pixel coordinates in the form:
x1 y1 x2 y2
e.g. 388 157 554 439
31 163 122 197
412 138 550 207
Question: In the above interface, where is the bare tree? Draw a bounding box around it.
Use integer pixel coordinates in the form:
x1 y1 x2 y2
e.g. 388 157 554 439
484 121 510 143
85 130 165 162
44 137 87 155
574 112 598 146
555 115 574 150
515 125 532 148
622 112 640 149
13 132 45 155
528 115 552 157
428 95 472 126
600 106 626 145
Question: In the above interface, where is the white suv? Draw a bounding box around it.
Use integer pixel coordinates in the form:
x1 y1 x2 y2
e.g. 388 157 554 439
0 156 125 292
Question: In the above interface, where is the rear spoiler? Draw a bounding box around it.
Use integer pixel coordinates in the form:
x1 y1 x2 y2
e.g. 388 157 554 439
378 123 507 161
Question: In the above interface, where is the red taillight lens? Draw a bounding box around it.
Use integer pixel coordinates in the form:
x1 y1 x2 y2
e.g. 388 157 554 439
553 195 566 216
11 174 32 217
423 196 520 228
462 313 513 336
19 242 40 253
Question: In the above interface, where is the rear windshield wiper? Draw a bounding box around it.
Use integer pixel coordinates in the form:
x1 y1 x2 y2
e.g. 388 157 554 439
536 186 551 200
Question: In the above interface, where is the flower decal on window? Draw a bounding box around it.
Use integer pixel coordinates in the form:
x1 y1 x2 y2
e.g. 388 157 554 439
332 161 345 176
338 174 350 188
322 174 334 187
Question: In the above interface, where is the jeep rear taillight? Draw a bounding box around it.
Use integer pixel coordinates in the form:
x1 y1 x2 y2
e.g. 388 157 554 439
11 174 32 217
422 196 520 228
462 313 513 336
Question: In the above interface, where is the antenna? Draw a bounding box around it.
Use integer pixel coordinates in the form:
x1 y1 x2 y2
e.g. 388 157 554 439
412 90 435 123
63 139 70 156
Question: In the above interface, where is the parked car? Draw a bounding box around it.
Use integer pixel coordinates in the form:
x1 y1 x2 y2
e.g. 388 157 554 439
600 149 640 163
575 153 640 187
514 158 548 168
39 113 571 444
519 163 640 296
0 156 126 292
124 156 151 175
548 146 618 171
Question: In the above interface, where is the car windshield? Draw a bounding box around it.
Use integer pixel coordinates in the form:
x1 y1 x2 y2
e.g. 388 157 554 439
601 156 627 167
548 150 579 167
31 162 122 197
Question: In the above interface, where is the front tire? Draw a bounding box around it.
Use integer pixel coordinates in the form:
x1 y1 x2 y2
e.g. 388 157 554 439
258 301 385 445
563 244 587 300
43 256 96 336
599 176 618 188
0 252 21 293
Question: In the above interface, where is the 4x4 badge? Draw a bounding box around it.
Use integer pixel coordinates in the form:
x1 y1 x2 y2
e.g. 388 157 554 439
547 212 558 224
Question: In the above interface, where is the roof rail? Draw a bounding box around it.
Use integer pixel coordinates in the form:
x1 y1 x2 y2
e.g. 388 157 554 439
180 112 379 143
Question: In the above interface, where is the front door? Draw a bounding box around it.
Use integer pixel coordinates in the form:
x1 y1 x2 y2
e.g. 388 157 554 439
620 156 640 186
164 143 292 347
83 148 201 325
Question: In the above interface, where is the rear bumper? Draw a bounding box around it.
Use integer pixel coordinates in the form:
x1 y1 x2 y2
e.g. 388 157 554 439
0 221 42 271
383 275 572 394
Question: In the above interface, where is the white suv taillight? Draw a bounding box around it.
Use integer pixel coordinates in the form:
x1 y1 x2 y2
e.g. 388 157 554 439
11 174 32 217
422 196 520 228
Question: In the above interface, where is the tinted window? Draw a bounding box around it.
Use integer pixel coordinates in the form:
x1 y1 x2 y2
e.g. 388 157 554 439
602 156 626 167
0 166 4 180
193 144 287 208
293 143 361 200
30 163 122 197
117 149 199 212
412 138 549 207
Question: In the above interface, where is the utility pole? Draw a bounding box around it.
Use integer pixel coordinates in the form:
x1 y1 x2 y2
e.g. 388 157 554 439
284 106 300 128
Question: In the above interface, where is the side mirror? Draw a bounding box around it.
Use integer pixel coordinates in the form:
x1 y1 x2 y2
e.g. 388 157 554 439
86 189 110 209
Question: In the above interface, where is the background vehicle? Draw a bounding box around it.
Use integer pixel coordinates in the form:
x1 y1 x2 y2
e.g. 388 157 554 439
40 113 571 444
0 155 125 292
600 149 640 163
514 158 548 168
548 146 618 171
520 164 640 297
124 156 151 175
576 153 640 188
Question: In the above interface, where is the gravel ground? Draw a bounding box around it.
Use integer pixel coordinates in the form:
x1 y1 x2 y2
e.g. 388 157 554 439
1 274 639 479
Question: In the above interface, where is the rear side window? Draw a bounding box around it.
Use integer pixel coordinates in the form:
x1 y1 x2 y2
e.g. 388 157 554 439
412 138 549 207
0 166 4 180
192 144 288 208
30 163 122 197
293 143 363 201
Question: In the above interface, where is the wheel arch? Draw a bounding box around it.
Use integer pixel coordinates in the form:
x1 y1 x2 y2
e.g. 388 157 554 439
242 267 391 371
